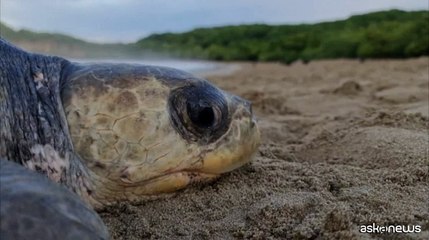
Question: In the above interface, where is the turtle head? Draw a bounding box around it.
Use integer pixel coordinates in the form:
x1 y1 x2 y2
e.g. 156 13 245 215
62 63 260 206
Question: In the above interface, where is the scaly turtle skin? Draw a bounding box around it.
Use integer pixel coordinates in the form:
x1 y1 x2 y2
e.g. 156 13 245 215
0 38 260 238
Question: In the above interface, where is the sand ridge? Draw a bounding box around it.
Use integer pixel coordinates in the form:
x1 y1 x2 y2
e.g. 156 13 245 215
100 58 429 239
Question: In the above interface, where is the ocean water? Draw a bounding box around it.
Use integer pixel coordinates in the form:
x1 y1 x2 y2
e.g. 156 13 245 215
73 58 221 74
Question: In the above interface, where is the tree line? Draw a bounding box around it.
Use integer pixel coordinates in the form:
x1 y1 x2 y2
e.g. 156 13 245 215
136 10 429 63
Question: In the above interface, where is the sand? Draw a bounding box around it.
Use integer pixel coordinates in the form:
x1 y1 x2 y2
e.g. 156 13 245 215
100 58 429 240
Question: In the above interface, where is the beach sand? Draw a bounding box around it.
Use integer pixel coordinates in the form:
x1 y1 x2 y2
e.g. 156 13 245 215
100 58 429 239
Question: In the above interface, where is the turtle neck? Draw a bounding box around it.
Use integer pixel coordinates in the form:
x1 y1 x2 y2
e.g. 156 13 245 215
0 38 98 207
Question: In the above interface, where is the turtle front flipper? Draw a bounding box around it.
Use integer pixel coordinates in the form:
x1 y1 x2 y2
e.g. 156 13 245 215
0 159 109 240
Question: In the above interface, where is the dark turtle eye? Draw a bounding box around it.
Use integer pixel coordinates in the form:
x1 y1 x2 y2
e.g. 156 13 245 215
168 81 230 144
187 103 216 128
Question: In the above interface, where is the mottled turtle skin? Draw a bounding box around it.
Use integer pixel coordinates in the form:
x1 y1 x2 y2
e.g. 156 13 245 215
0 38 260 239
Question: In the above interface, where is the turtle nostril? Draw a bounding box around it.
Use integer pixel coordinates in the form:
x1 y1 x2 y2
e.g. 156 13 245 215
241 100 253 115
232 96 252 115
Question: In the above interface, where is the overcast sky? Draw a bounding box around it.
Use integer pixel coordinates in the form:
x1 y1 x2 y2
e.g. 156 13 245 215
1 0 427 43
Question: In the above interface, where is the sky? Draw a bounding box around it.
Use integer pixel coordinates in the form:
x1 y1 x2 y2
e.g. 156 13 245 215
0 0 427 43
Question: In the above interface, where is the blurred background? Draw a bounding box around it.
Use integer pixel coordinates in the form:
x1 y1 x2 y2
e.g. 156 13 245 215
0 0 427 67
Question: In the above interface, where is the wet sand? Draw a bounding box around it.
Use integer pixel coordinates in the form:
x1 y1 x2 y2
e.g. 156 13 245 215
100 58 429 239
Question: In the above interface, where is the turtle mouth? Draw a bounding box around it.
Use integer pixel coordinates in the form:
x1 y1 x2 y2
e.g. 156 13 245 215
121 170 220 195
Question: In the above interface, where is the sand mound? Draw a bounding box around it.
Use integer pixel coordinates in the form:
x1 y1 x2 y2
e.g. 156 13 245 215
101 58 429 239
375 87 428 104
333 80 362 95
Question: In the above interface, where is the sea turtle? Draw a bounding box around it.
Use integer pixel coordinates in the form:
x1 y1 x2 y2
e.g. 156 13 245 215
0 38 260 239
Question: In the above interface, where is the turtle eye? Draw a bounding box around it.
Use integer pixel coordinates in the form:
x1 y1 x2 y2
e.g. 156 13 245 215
168 82 230 144
186 103 216 128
